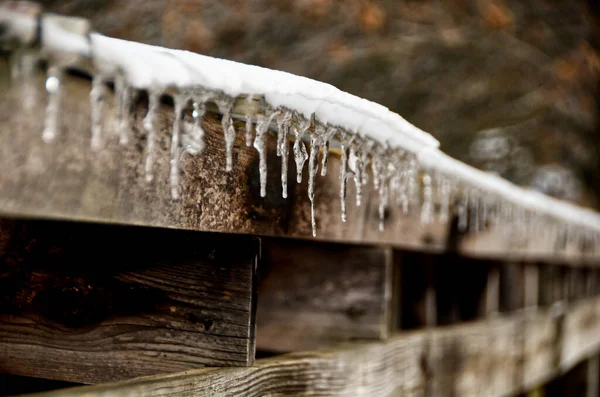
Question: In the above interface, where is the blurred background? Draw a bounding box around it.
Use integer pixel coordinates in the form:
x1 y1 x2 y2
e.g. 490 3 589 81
41 0 600 208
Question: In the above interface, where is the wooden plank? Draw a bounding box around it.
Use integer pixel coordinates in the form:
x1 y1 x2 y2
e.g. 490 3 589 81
0 219 259 384
24 295 600 397
0 60 447 255
256 239 392 352
0 59 596 264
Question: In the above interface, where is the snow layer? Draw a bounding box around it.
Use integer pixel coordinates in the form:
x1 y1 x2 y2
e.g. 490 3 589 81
31 17 600 232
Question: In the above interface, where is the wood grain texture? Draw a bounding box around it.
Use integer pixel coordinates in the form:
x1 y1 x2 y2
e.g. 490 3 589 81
0 219 259 384
256 239 392 352
23 295 600 397
0 58 595 264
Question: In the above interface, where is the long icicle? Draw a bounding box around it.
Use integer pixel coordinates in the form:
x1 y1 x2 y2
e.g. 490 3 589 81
245 95 254 146
277 111 292 198
308 127 323 237
90 75 106 151
253 111 279 197
144 90 161 182
219 100 236 172
293 113 311 183
42 65 63 143
339 138 350 223
114 74 132 145
170 95 186 199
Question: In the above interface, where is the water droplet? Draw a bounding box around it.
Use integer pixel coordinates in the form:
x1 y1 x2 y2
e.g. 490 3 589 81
42 66 63 143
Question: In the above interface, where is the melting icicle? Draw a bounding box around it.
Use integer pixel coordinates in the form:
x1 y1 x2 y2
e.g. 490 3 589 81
89 76 106 151
144 91 161 182
308 127 323 237
245 115 254 147
320 127 336 177
378 181 389 232
183 100 206 155
245 95 254 146
349 144 365 207
170 95 186 200
421 173 433 225
277 111 293 198
339 139 351 223
218 100 236 172
254 111 279 197
114 74 132 145
42 66 63 143
458 189 469 232
439 177 451 223
293 114 311 183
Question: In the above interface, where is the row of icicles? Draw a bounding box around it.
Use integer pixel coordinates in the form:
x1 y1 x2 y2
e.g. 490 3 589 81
9 55 600 250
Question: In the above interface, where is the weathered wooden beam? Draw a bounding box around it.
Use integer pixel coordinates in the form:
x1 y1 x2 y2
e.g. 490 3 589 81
0 219 259 384
256 239 392 352
0 57 597 264
21 295 600 397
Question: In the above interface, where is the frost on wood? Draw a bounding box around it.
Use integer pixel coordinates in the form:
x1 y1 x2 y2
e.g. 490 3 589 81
3 8 600 253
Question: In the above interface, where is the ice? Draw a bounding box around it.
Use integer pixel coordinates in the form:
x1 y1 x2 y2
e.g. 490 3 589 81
339 134 354 223
143 90 161 182
42 65 62 143
293 113 311 183
218 99 236 172
182 99 206 156
469 190 480 233
277 111 293 198
308 125 325 237
254 111 279 197
89 75 106 150
438 176 452 223
320 127 337 177
170 95 186 199
114 74 132 145
420 173 433 225
458 189 469 233
245 95 254 146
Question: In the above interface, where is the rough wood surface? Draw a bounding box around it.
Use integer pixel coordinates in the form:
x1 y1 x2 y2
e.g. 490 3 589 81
0 219 259 384
23 295 600 397
256 239 392 352
0 59 595 264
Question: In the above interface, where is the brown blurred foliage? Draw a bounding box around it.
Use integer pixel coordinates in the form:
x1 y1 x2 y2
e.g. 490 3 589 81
42 0 600 207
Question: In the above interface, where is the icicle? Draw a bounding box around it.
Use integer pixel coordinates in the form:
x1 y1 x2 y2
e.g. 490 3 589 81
407 156 419 210
245 95 254 146
170 95 186 200
379 181 389 232
218 100 236 172
89 76 106 151
349 144 363 207
439 177 451 223
421 173 433 225
277 111 293 198
293 114 311 183
144 90 161 182
469 190 479 233
183 100 206 155
42 65 63 143
254 111 279 197
320 127 336 177
114 74 132 145
458 189 469 232
245 115 254 147
339 139 350 223
308 127 324 237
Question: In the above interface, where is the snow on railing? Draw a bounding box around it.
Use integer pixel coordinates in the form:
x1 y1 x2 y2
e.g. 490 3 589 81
1 5 600 252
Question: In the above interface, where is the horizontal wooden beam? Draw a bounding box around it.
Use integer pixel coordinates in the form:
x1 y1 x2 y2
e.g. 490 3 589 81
24 295 600 397
256 239 392 352
0 219 259 384
0 58 596 265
